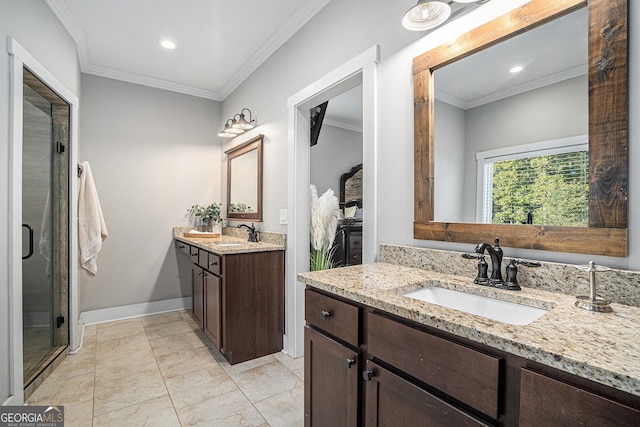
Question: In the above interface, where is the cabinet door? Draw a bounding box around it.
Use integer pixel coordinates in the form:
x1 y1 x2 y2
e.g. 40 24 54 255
191 264 204 329
203 271 222 349
520 368 640 426
347 231 362 265
304 327 359 427
364 361 491 427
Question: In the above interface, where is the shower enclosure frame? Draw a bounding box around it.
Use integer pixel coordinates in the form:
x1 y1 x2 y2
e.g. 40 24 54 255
7 38 80 405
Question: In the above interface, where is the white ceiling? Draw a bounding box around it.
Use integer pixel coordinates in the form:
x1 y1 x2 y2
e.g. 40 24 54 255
45 0 333 101
436 7 588 109
324 85 363 133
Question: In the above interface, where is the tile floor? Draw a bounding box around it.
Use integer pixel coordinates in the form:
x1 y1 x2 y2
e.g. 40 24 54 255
27 310 304 426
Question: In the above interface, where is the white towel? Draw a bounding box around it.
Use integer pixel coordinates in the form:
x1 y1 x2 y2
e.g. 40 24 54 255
78 161 108 276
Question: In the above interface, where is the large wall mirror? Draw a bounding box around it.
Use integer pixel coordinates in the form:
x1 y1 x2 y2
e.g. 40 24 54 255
226 134 263 221
413 0 628 257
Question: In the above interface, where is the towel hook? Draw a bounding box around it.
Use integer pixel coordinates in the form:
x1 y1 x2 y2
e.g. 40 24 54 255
77 164 83 177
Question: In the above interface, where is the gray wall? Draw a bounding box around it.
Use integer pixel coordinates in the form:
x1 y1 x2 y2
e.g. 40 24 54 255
223 0 640 271
78 75 223 311
434 100 466 222
310 125 363 197
0 0 80 405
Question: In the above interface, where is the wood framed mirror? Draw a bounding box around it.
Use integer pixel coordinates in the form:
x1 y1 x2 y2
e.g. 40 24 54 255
226 134 263 221
413 0 628 257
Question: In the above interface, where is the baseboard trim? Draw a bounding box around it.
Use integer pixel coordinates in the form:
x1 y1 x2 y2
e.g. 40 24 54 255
81 297 192 325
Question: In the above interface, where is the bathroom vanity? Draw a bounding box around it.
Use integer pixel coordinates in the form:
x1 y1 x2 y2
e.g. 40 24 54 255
299 261 640 426
174 227 285 364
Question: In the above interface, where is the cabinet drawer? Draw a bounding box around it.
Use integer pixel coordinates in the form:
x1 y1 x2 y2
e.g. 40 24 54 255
348 232 362 250
305 289 359 347
520 368 640 426
175 240 191 256
197 249 221 275
364 360 492 427
206 252 221 275
189 246 199 262
367 312 501 419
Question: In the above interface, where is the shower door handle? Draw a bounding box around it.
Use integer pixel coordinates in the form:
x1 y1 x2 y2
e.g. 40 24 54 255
22 224 34 260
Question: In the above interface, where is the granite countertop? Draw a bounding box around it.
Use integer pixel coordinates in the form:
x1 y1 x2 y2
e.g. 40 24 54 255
173 227 285 255
298 263 640 397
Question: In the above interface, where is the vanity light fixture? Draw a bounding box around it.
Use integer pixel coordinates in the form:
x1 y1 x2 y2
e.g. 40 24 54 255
218 108 257 138
402 0 490 32
231 108 255 130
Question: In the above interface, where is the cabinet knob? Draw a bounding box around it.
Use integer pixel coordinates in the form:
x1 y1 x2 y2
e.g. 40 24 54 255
320 310 332 320
362 370 375 381
353 255 361 260
345 358 356 369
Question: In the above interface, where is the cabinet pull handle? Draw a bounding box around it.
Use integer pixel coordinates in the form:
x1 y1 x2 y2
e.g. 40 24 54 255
199 272 205 277
320 310 331 320
354 241 361 245
178 244 185 249
191 253 198 257
362 370 375 381
210 261 218 266
345 358 356 369
353 255 361 260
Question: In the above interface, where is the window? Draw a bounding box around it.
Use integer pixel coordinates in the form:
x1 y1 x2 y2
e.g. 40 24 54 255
476 136 588 226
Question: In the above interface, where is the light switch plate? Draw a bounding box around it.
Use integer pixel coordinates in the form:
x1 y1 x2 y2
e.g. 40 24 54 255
279 209 288 225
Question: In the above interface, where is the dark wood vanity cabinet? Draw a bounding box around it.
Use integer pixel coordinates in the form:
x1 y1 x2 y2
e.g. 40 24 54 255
332 224 363 267
178 240 284 365
305 287 640 427
519 369 640 427
190 263 205 329
364 360 491 427
305 327 360 426
304 289 361 426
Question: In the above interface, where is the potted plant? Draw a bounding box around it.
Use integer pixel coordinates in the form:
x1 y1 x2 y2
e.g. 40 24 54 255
188 203 222 232
309 185 339 271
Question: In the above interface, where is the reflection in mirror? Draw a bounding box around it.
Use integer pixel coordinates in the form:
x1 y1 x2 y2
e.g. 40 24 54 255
226 134 263 221
434 8 588 225
413 0 628 257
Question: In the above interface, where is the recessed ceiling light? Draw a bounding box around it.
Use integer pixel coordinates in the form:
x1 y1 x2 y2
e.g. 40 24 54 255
509 65 524 73
160 39 176 50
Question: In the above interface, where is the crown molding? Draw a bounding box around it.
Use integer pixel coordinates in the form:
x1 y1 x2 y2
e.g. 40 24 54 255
217 0 333 100
44 0 90 68
83 63 222 100
324 118 363 133
437 64 587 110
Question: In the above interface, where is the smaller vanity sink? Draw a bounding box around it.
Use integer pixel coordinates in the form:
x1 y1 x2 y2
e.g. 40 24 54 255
403 286 548 326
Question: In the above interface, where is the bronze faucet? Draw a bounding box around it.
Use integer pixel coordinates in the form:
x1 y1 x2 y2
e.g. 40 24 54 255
475 238 503 286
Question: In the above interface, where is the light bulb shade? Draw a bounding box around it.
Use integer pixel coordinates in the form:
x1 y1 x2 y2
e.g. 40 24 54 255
402 0 452 31
226 126 245 134
218 131 236 137
231 108 255 130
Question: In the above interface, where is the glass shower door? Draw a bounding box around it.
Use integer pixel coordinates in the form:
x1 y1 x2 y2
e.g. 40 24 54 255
22 69 69 387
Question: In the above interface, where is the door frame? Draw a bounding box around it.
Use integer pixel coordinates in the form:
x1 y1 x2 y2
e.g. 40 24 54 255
284 46 379 357
7 38 79 405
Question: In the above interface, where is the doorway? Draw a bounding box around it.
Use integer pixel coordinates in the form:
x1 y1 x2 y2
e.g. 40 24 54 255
285 46 378 357
21 68 70 391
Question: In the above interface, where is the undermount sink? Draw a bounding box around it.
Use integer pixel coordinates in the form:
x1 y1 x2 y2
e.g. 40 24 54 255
403 286 548 326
